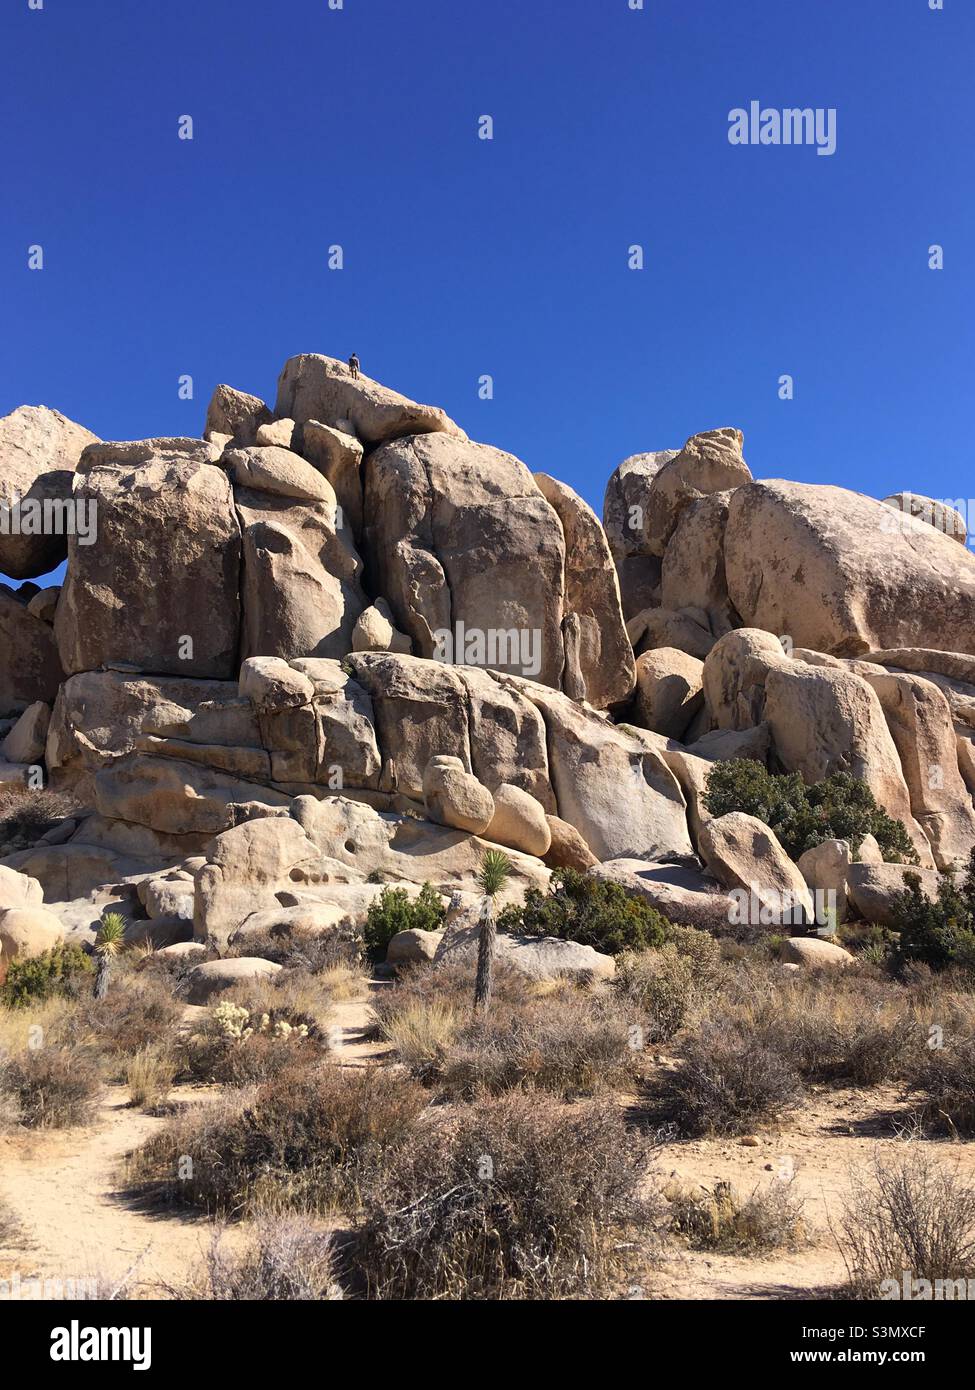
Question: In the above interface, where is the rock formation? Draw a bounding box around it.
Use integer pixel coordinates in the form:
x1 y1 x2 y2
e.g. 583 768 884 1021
2 358 974 965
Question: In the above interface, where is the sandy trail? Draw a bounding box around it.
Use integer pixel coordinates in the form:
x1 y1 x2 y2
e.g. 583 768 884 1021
0 1086 223 1298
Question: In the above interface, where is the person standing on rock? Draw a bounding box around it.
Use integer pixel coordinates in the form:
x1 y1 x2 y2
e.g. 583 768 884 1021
348 353 360 380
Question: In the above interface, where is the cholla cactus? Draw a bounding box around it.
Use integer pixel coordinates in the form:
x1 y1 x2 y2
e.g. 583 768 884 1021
211 1002 309 1044
212 1001 253 1041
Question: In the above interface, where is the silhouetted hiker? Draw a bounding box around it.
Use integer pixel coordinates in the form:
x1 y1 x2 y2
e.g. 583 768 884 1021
349 353 360 380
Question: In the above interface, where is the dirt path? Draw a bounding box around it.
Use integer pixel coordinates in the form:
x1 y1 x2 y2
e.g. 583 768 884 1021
0 1086 224 1298
0 984 386 1298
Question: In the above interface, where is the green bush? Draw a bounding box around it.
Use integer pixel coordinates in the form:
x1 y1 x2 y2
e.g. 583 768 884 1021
703 759 918 864
0 943 93 1009
889 853 975 974
364 883 445 960
498 868 668 956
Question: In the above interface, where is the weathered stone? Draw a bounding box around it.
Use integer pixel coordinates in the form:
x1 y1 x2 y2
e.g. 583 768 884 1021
534 472 634 708
351 600 412 655
484 783 551 857
882 493 968 546
627 606 717 660
0 865 44 911
602 450 678 620
0 906 63 961
386 927 443 965
228 445 332 502
2 701 50 765
503 678 692 862
701 628 789 731
644 429 751 558
253 418 296 450
0 585 65 715
0 405 99 578
632 647 704 739
780 936 854 968
275 354 465 446
542 815 598 871
26 586 59 625
297 421 365 541
796 839 853 927
660 491 738 637
423 756 495 835
239 657 315 713
55 451 241 679
364 433 566 688
204 384 272 446
725 480 975 656
185 957 282 1004
591 858 733 933
94 755 291 836
235 484 365 662
699 812 815 927
435 919 615 982
846 862 940 927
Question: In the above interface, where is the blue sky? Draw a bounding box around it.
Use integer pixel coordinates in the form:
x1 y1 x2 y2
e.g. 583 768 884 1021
2 0 971 590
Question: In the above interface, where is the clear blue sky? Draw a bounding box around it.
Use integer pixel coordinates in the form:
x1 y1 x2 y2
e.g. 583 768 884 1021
2 0 972 591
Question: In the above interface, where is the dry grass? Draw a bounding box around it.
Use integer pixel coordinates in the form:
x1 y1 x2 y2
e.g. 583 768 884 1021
377 999 460 1074
125 1047 178 1110
175 1219 343 1300
668 1177 806 1253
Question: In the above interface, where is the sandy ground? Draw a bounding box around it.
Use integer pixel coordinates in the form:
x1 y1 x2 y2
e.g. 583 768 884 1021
649 1084 975 1299
3 988 973 1301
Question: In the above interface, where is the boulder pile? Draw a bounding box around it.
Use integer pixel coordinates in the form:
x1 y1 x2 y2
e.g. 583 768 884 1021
2 352 974 968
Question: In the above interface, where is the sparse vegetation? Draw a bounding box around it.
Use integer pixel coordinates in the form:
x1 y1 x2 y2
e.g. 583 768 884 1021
655 1021 804 1136
0 1045 102 1129
128 1063 427 1216
669 1177 806 1253
178 1220 342 1300
889 852 975 975
837 1150 975 1298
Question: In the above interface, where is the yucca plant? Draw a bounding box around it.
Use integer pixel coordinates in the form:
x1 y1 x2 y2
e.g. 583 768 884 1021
473 849 512 1013
94 911 127 999
96 912 127 957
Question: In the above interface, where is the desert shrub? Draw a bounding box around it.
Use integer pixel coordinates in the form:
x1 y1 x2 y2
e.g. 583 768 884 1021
179 1220 342 1300
225 926 363 979
703 759 918 864
907 1032 975 1136
0 942 93 1008
837 1150 975 1298
889 854 975 975
0 788 80 850
662 922 725 988
616 946 695 1042
352 1091 658 1300
364 883 445 960
371 958 534 1037
499 868 668 956
669 1177 806 1253
655 1022 803 1136
66 973 183 1073
128 1063 427 1216
0 1046 102 1128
